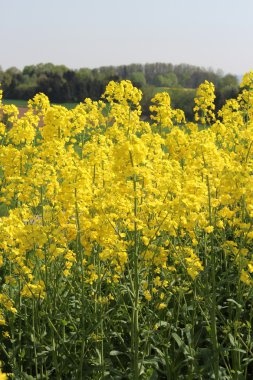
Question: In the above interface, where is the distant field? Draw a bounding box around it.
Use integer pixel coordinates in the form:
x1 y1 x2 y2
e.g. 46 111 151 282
153 86 196 96
3 99 28 107
3 89 197 120
3 88 196 109
3 99 78 109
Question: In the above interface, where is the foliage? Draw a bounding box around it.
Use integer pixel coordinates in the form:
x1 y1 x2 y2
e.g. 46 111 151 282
141 86 196 120
128 72 147 88
153 73 178 87
0 75 253 379
0 63 239 120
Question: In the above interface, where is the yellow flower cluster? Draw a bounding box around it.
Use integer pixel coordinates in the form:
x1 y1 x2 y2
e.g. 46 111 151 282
150 92 186 131
194 80 216 124
0 75 253 331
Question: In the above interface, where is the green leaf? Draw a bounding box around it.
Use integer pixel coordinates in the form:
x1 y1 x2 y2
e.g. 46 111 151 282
172 332 184 348
228 333 235 346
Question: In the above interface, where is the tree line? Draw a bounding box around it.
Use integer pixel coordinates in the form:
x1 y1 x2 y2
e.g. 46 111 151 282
0 62 239 120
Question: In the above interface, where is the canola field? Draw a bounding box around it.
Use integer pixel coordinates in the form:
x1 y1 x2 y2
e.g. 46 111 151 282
0 75 253 379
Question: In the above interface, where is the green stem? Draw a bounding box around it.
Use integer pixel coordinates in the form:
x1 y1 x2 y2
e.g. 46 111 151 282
98 257 105 378
132 174 140 379
75 186 86 378
207 176 219 379
32 300 39 380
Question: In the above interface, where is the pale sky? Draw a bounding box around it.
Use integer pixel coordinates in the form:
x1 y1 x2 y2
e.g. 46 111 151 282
1 0 253 75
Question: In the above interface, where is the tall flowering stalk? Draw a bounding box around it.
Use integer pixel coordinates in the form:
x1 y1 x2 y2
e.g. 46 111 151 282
0 76 253 378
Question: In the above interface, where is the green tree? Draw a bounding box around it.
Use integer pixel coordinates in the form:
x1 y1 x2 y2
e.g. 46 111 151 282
154 72 178 87
220 74 238 87
129 71 146 88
